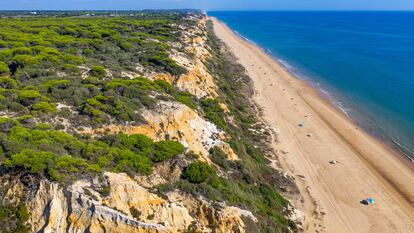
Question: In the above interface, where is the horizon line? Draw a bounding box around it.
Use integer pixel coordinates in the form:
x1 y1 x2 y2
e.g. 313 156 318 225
1 9 414 12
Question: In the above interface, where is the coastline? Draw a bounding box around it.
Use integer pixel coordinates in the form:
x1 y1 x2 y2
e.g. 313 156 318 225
276 55 414 163
236 23 414 162
211 17 414 232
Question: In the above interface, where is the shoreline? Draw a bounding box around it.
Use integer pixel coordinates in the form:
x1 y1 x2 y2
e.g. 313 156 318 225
211 17 414 232
274 54 414 163
238 26 414 163
212 17 414 179
279 56 414 163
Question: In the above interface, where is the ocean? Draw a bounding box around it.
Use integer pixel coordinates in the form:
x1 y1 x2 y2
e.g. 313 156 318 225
208 11 414 160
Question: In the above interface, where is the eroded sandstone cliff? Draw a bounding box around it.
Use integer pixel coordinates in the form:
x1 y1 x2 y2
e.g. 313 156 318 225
18 172 256 233
0 11 296 233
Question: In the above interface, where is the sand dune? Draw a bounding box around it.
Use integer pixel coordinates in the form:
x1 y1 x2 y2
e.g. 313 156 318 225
212 18 414 233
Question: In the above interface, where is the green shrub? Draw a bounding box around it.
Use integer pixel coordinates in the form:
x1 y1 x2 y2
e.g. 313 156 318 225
148 55 186 75
87 164 102 173
0 40 7 48
119 40 133 51
31 101 56 113
62 64 80 74
6 149 55 175
35 123 53 130
201 98 226 129
42 79 71 91
99 185 110 197
152 140 185 162
209 146 234 171
154 80 196 109
62 54 84 65
89 65 106 77
120 134 154 154
175 93 197 109
11 54 39 68
0 61 9 75
0 117 19 132
0 77 17 88
16 115 34 124
114 149 152 175
12 47 32 56
54 155 88 173
83 48 94 56
18 90 41 102
259 184 288 211
182 162 215 184
0 203 29 233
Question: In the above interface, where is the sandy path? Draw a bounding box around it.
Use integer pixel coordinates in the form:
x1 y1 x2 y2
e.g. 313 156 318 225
212 18 414 233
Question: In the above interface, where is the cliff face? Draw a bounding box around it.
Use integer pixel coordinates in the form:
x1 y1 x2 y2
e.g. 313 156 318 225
167 17 218 99
0 12 295 233
2 14 253 233
82 101 238 163
123 17 218 99
81 16 237 163
20 172 256 233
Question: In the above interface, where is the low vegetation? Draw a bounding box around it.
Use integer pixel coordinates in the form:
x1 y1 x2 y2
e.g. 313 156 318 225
0 119 186 182
0 204 29 233
0 10 295 233
160 20 296 232
0 13 195 128
182 161 215 183
0 14 186 76
204 20 296 232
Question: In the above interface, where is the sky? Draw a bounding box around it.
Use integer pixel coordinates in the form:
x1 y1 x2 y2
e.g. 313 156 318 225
1 0 414 11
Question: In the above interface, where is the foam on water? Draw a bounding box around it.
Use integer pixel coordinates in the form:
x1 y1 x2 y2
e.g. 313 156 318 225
276 57 352 117
234 30 258 46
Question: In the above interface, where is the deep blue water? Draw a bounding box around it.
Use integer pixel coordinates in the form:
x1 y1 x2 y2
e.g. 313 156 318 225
209 11 414 159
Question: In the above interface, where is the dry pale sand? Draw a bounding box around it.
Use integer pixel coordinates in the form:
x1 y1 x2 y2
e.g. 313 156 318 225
212 18 414 233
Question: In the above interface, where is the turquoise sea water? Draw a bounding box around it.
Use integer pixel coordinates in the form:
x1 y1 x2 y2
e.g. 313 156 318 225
209 11 414 160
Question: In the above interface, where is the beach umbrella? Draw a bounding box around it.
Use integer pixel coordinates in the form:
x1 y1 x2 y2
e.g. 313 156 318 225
368 198 375 204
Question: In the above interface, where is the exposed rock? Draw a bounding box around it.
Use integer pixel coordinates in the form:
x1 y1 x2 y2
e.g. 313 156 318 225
121 71 140 79
194 201 258 233
17 172 256 233
135 161 181 189
82 101 238 162
150 73 175 84
175 63 218 98
26 173 189 233
164 191 259 233
3 177 25 204
102 173 194 231
164 17 219 99
215 206 258 233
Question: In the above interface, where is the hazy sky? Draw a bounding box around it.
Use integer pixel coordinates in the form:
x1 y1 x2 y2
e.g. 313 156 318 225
1 0 414 11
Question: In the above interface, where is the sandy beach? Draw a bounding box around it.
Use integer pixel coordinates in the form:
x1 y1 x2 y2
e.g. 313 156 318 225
212 18 414 232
